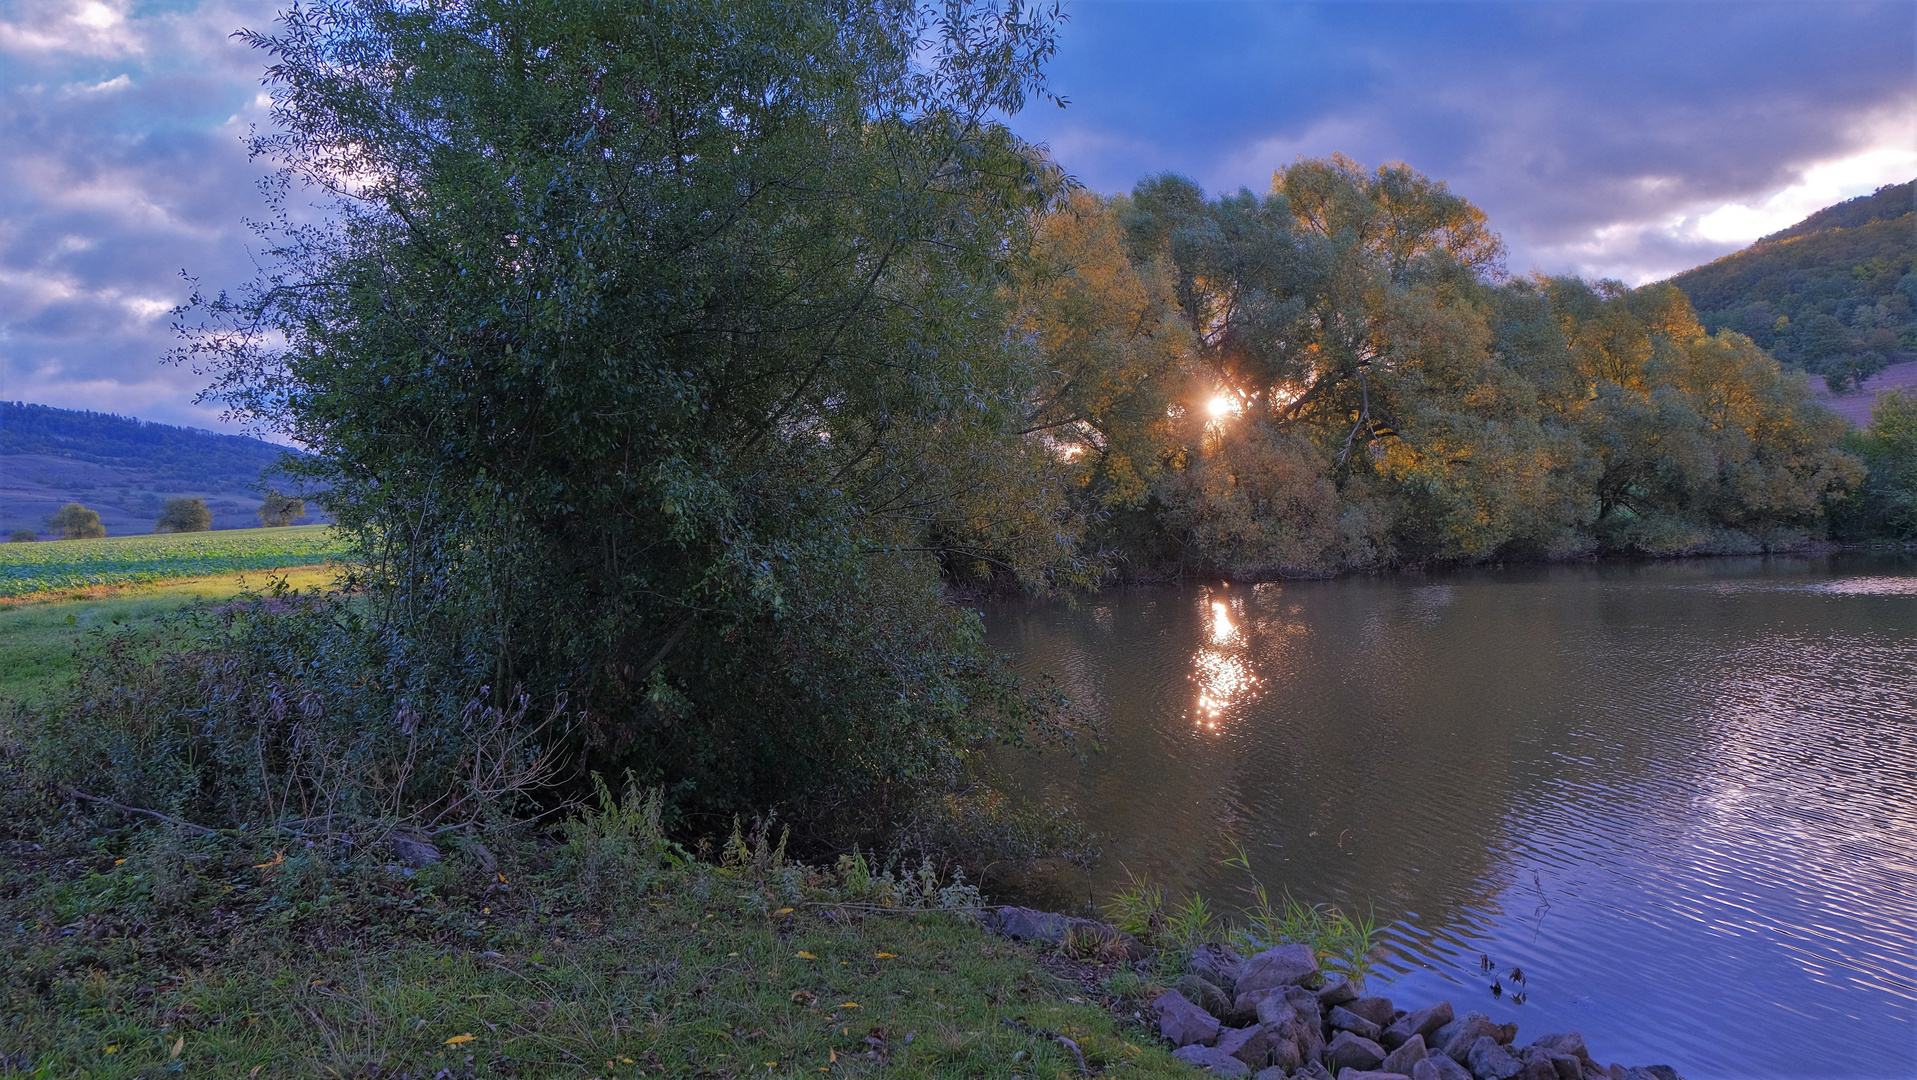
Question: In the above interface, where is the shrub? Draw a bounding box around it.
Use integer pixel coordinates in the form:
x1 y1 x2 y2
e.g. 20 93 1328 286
155 496 213 533
8 529 34 543
46 503 104 540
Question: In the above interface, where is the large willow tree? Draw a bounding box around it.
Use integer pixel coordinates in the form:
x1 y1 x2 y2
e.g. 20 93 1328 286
186 0 1086 825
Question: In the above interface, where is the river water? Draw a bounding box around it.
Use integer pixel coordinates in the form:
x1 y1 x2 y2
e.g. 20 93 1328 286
983 554 1917 1080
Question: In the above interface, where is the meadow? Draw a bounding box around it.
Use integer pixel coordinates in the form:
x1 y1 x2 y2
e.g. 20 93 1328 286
0 525 347 600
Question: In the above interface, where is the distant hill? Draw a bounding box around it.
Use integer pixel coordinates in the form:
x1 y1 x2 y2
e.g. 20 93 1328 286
1 402 324 537
1669 180 1915 383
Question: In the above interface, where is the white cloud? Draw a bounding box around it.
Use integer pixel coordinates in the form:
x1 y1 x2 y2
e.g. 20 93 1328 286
0 0 142 59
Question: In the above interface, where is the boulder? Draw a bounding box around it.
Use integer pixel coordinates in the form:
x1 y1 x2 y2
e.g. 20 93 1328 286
1383 1002 1454 1050
1189 942 1246 992
1346 996 1398 1028
1237 943 1322 995
390 829 441 867
1619 1069 1684 1080
1381 1033 1430 1074
1528 1033 1590 1067
1439 1014 1503 1064
1177 974 1236 1022
1152 989 1221 1047
1413 1056 1475 1080
1318 976 1361 1007
1514 1047 1559 1080
1335 1072 1413 1080
1217 1022 1293 1071
1324 1031 1388 1073
1546 1054 1583 1080
1467 1036 1523 1080
1296 1062 1337 1080
987 906 1148 959
1328 1005 1384 1041
1173 1043 1253 1076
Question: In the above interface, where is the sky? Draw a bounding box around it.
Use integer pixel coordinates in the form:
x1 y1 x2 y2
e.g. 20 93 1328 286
1 1 1912 433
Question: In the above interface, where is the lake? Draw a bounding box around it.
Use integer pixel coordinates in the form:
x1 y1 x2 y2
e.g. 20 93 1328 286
984 554 1917 1080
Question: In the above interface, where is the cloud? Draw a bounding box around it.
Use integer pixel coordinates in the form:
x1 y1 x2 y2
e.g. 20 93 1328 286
1013 1 1917 283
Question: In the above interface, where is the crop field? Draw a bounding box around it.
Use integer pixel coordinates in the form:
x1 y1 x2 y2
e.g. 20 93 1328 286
0 524 350 599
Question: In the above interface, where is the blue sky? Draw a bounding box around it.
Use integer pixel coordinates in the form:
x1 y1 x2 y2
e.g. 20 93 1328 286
2 0 1912 432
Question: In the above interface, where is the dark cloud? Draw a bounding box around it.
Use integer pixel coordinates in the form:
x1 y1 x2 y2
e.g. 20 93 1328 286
1012 1 1916 282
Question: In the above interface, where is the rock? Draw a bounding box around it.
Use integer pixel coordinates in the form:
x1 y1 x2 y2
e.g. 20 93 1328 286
1329 1005 1384 1041
1190 942 1246 992
1496 1022 1519 1046
1381 1033 1430 1074
1515 1047 1559 1080
1345 996 1396 1028
390 829 441 867
1413 1056 1475 1080
1279 985 1327 1063
1297 1062 1337 1080
1324 1031 1388 1073
1174 1044 1253 1076
1335 1072 1413 1080
1178 974 1237 1022
1253 1069 1290 1080
1383 1002 1454 1050
1618 1069 1684 1080
1545 1054 1583 1080
1318 976 1361 1007
1153 989 1222 1047
987 906 1148 959
1528 1034 1590 1067
1218 1022 1293 1071
1467 1036 1523 1080
1237 943 1322 995
1439 1014 1503 1063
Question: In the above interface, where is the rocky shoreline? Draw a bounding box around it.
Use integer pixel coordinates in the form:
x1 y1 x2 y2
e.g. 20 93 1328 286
985 907 1687 1080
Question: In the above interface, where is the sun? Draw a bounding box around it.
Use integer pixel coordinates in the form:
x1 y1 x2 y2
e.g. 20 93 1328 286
1207 395 1236 417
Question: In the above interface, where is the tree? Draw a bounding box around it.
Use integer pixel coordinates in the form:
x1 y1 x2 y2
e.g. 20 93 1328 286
156 497 214 533
9 529 36 543
184 0 1081 827
47 503 105 540
256 490 307 527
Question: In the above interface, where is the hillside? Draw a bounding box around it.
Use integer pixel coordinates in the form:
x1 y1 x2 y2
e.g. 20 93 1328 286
1669 180 1915 390
1 402 322 537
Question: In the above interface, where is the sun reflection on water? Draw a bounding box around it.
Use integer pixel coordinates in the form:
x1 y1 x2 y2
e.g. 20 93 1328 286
1192 591 1262 727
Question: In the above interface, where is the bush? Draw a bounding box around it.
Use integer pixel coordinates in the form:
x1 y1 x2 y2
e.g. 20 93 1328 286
46 503 104 540
8 529 35 543
155 496 213 533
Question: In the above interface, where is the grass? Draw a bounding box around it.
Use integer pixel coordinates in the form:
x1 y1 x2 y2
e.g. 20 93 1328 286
0 566 337 705
0 525 348 600
0 776 1193 1079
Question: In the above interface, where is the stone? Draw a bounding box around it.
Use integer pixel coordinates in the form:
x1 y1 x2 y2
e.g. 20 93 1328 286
1346 996 1397 1028
1174 1044 1253 1076
1318 976 1361 1007
1152 989 1221 1047
1620 1069 1684 1080
1335 1072 1413 1080
1237 943 1322 995
1218 1022 1293 1071
1439 1014 1503 1064
1329 1005 1384 1041
1467 1036 1523 1080
1297 1062 1336 1080
1382 1002 1454 1050
1381 1033 1430 1074
1545 1054 1582 1080
390 829 441 867
1528 1034 1590 1066
987 906 1148 959
1495 1022 1519 1046
1413 1056 1474 1080
1253 1069 1290 1080
1178 974 1237 1022
1324 1031 1388 1073
1190 942 1246 992
1514 1047 1559 1080
1280 985 1327 1063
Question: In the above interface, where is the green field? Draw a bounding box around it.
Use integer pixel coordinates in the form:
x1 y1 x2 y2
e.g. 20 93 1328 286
0 525 349 599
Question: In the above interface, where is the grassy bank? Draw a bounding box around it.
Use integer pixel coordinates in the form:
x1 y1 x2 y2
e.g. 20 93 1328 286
0 771 1188 1078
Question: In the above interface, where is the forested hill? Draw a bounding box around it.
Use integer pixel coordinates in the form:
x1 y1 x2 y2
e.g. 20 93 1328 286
1668 180 1914 378
1 402 312 536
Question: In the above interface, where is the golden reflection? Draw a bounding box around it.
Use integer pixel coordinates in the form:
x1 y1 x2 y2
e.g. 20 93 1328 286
1191 589 1262 728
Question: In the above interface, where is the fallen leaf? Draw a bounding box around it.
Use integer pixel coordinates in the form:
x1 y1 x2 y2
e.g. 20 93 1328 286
775 907 794 915
170 1035 184 1059
837 1002 860 1008
444 1034 478 1045
254 851 284 869
795 951 817 959
874 952 898 959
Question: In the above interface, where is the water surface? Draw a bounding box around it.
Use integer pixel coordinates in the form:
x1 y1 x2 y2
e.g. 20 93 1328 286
985 555 1917 1080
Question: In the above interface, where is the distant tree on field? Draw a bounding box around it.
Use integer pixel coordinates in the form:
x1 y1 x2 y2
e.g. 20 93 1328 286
156 496 213 533
9 529 37 542
256 490 307 527
47 503 105 539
